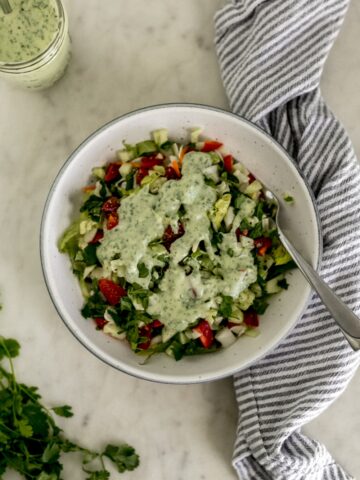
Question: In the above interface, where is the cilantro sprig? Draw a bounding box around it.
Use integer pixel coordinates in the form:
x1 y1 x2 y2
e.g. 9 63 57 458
0 336 139 479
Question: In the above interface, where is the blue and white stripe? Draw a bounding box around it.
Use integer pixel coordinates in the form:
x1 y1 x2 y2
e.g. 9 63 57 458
215 1 360 479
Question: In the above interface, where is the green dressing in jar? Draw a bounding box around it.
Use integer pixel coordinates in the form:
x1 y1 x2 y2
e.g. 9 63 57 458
0 0 70 89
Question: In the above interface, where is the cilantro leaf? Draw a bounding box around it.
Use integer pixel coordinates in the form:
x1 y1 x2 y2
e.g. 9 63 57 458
278 278 289 290
52 405 74 418
137 262 149 278
17 419 33 438
211 231 223 248
267 260 296 280
81 291 107 319
0 333 140 479
125 170 135 191
0 337 20 359
218 296 233 318
103 444 140 473
82 244 99 266
22 403 49 437
283 194 294 203
80 195 104 221
249 222 263 239
37 473 58 480
86 471 110 480
41 442 61 463
252 297 269 315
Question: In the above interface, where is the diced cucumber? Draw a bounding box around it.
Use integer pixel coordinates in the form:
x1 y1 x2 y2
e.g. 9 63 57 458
152 128 168 147
79 219 98 235
236 289 255 311
136 140 157 156
250 282 262 297
153 165 165 175
190 127 203 144
265 275 285 294
119 163 133 177
117 149 135 162
92 166 105 179
258 255 274 279
245 328 260 337
273 244 292 265
179 332 189 345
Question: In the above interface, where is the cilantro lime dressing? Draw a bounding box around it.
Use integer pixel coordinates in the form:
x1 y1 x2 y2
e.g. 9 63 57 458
0 0 59 63
97 152 257 337
98 152 216 286
147 265 215 340
98 186 164 286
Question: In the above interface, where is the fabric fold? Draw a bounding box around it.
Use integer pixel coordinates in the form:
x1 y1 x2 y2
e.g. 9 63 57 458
214 1 360 479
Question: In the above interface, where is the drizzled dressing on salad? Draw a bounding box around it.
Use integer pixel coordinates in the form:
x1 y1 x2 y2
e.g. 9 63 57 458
59 129 295 360
98 152 257 337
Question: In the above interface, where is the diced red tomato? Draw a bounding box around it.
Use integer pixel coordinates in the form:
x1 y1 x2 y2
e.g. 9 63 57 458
165 166 178 180
223 154 233 173
136 167 149 185
194 320 214 348
244 310 259 327
104 162 121 183
254 237 272 256
137 321 163 350
150 320 163 329
235 228 249 241
98 278 127 305
163 223 185 250
201 141 223 152
94 317 108 329
89 229 104 244
102 196 120 213
106 212 119 230
140 156 163 169
248 173 256 184
138 325 152 350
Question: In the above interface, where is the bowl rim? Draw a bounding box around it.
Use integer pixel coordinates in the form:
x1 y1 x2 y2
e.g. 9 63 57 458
40 102 322 384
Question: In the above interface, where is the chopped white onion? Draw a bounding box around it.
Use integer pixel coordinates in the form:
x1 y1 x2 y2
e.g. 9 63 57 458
215 328 236 348
230 325 246 336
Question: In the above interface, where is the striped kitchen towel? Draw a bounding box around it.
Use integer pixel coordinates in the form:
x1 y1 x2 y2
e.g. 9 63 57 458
214 1 360 479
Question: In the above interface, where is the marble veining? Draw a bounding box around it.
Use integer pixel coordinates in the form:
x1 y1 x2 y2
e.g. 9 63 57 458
0 0 359 479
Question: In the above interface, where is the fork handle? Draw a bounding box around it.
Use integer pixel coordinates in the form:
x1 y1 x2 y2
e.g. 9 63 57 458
279 230 360 351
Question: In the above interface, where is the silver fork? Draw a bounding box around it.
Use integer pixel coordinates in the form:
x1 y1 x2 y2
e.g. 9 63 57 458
263 188 360 351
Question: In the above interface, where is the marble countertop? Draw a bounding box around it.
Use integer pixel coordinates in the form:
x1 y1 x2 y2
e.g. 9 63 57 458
1 1 359 479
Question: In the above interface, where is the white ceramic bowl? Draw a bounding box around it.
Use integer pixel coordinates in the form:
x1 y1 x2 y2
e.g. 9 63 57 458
40 104 321 384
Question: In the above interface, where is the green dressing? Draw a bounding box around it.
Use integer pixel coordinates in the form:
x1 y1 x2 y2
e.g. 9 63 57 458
97 152 257 338
0 0 59 63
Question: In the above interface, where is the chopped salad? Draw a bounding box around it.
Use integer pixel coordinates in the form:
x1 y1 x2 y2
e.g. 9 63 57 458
59 128 295 361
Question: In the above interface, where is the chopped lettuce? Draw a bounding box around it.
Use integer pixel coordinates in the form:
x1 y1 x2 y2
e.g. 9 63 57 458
209 193 231 230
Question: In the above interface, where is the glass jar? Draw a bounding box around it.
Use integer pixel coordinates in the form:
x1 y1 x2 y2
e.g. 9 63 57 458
0 0 71 90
